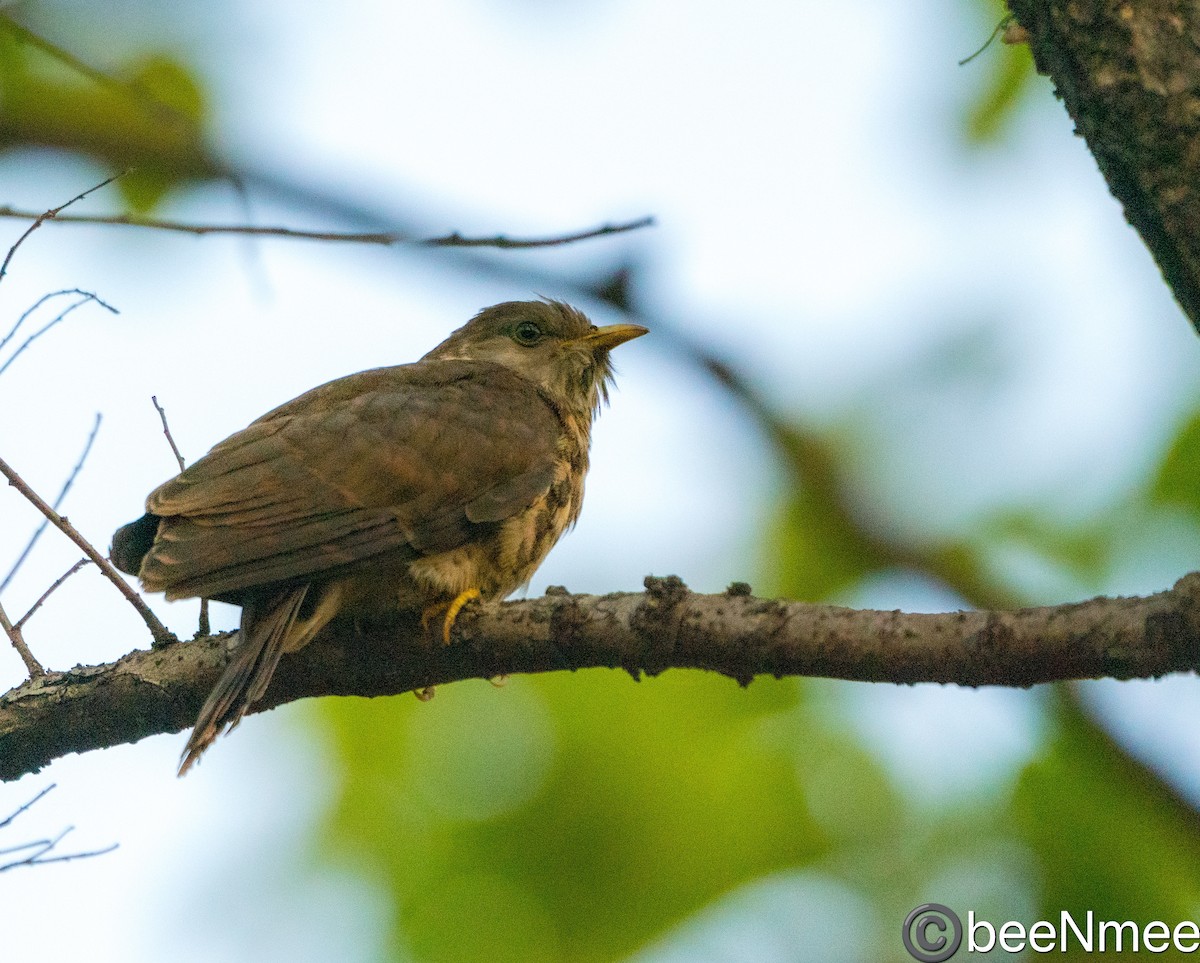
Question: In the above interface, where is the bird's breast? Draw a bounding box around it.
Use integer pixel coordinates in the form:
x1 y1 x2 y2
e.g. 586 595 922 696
402 433 587 603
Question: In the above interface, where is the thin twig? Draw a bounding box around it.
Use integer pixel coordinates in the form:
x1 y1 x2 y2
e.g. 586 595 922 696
0 290 80 356
0 292 119 379
0 289 114 357
15 559 90 630
958 14 1016 65
150 395 186 471
0 784 53 829
0 207 655 249
0 828 67 857
0 452 175 646
0 172 127 286
424 217 657 249
0 785 118 870
2 841 120 870
0 826 118 872
150 396 208 633
0 413 103 594
0 598 43 677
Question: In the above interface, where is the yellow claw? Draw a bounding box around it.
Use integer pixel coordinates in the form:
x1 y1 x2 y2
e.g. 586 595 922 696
441 587 481 644
421 588 482 645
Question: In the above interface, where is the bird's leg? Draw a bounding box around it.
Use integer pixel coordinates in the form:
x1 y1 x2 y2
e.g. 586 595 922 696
441 587 480 643
417 585 482 696
420 587 481 645
415 587 482 701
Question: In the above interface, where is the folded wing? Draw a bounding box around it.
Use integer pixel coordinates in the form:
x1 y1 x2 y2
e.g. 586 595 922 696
138 360 563 600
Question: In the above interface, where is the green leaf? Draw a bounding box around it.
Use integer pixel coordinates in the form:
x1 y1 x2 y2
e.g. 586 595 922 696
124 54 206 124
0 27 215 212
964 41 1035 145
1151 409 1200 517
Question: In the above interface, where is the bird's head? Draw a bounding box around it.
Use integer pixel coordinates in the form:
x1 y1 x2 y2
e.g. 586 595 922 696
425 300 647 418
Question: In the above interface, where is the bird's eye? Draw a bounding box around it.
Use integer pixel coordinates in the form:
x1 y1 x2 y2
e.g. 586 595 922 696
512 321 543 346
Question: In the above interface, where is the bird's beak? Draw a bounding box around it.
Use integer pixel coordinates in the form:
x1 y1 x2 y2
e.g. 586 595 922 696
573 323 649 351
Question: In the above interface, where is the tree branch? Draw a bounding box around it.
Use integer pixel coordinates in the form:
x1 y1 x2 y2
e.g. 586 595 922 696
15 559 90 631
0 413 103 594
0 173 126 285
3 573 1200 781
0 598 43 679
1006 0 1200 333
0 783 117 871
0 207 654 250
0 453 175 647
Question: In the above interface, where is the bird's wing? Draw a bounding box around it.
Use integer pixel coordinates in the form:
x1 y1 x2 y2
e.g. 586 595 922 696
139 361 564 600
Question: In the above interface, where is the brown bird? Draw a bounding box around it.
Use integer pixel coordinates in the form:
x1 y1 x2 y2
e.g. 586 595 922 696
110 300 646 774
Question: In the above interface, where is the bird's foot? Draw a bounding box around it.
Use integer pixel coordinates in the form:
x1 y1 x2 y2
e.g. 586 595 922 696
414 686 437 702
488 675 509 688
421 587 481 644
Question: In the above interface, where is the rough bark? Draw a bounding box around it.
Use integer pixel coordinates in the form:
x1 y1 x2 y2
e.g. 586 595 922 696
1007 0 1200 331
4 573 1200 781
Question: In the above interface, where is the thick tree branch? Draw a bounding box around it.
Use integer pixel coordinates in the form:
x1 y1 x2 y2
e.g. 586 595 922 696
1006 0 1200 333
3 574 1200 781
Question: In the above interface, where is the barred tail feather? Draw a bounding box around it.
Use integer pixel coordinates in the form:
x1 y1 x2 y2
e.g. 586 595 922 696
178 585 309 775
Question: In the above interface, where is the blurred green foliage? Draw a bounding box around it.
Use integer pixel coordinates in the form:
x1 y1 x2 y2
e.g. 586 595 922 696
964 37 1035 145
318 670 824 961
960 0 1036 145
0 13 215 212
1153 411 1200 515
1016 692 1200 929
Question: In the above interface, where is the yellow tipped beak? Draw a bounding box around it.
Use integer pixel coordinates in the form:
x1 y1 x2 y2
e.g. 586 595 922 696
575 323 649 351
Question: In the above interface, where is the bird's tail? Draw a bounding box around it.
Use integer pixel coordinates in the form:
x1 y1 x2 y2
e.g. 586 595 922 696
109 513 160 576
179 585 309 776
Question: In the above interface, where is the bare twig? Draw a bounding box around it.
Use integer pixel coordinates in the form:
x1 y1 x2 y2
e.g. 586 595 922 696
0 830 119 871
958 15 1016 65
0 289 105 356
150 396 208 633
1 290 81 356
0 784 53 828
0 291 119 379
15 559 91 631
0 598 43 677
424 217 656 249
0 832 119 870
0 453 175 647
0 207 655 250
0 173 127 286
0 785 117 871
0 414 103 594
150 395 186 472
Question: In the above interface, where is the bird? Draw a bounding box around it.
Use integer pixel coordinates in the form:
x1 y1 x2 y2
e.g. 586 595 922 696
109 299 647 774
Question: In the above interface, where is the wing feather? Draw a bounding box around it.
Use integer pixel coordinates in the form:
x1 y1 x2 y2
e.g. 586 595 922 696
139 360 563 599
